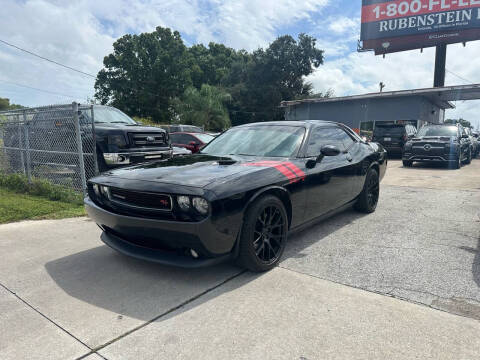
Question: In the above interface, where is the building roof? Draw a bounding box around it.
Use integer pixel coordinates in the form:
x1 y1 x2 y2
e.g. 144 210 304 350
280 83 480 110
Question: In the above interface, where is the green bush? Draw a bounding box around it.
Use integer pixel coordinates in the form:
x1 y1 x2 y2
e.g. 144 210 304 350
0 173 83 205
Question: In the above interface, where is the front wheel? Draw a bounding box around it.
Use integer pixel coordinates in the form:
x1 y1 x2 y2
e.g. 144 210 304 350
465 148 472 165
237 195 288 272
402 160 413 167
354 168 380 213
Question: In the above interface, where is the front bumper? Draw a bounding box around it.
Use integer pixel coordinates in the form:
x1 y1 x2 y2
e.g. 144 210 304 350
104 149 173 166
84 198 235 267
402 152 457 162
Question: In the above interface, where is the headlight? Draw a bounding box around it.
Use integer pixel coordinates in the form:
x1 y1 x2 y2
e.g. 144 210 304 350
107 135 127 148
192 197 209 215
100 185 111 200
92 184 101 197
177 196 191 211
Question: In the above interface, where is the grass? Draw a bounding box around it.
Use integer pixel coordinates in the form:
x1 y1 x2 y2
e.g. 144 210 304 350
0 188 85 224
0 173 85 224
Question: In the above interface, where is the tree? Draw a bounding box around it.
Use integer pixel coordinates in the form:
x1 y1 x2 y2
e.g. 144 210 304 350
95 27 193 123
0 97 23 111
445 118 471 128
225 34 324 125
173 84 231 131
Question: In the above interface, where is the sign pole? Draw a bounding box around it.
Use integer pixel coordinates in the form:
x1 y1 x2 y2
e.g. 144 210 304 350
433 44 447 88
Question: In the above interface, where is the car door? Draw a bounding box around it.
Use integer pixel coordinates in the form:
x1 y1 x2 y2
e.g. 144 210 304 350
303 126 357 222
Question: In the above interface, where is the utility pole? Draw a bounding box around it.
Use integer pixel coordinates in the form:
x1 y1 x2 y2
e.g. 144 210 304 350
433 44 447 87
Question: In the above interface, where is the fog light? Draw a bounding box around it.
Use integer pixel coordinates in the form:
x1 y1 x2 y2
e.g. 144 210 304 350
190 249 199 258
192 197 209 215
177 196 191 211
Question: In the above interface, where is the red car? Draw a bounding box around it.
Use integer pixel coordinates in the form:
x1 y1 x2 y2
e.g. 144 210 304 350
170 132 215 153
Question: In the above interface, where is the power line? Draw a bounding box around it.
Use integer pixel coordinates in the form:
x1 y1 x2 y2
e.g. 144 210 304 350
0 78 84 100
445 68 472 84
0 39 96 78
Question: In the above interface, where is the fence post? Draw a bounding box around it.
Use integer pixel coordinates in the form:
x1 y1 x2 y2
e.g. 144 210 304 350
90 105 98 175
73 102 87 196
23 110 32 182
18 114 26 175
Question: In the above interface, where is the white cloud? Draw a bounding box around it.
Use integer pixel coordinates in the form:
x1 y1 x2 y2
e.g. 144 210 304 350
0 0 330 106
328 16 357 34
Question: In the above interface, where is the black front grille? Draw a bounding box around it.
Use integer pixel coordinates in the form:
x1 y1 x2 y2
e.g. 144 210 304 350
110 188 172 211
129 133 167 147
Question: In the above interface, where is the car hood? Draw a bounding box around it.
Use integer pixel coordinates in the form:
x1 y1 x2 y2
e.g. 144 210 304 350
97 154 277 188
94 123 165 132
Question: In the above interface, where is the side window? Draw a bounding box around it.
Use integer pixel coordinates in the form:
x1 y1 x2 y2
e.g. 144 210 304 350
170 134 181 143
306 127 354 157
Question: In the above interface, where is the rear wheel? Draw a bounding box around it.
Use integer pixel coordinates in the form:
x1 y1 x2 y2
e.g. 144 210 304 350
237 195 288 272
402 160 413 167
354 168 379 213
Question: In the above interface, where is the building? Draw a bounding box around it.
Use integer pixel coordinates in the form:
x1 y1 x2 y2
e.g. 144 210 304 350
280 84 480 137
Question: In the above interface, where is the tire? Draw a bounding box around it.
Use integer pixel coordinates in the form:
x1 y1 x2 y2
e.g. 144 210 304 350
237 195 288 272
465 148 472 165
402 160 413 167
354 168 380 214
453 153 461 170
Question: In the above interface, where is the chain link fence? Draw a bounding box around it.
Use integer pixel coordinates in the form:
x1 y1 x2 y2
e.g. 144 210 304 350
0 103 97 195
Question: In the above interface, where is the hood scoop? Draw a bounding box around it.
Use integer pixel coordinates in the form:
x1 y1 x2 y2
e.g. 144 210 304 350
217 158 237 165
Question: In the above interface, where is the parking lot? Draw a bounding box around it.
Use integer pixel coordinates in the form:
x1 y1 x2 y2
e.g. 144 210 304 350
1 159 480 359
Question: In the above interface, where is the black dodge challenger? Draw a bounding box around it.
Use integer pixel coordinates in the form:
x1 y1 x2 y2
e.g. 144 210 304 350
85 121 387 272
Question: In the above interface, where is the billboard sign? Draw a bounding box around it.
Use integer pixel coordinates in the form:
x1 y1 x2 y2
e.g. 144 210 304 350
360 0 480 55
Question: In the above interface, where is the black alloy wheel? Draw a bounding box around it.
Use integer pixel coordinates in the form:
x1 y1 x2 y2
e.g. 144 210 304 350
402 160 413 167
253 205 285 263
237 195 288 272
354 168 380 213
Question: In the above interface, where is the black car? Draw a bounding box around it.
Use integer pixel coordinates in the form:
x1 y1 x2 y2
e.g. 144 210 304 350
402 124 471 169
2 105 172 174
84 106 172 172
372 123 417 154
85 121 387 272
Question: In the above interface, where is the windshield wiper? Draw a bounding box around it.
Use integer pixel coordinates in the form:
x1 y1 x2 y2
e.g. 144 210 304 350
110 121 131 124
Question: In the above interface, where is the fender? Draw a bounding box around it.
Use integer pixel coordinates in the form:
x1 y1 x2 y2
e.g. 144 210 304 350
243 185 291 213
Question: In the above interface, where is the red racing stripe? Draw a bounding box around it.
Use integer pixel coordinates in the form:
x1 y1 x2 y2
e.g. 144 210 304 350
282 162 306 181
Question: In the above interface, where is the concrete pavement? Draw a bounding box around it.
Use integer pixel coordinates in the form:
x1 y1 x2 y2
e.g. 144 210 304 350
0 159 479 359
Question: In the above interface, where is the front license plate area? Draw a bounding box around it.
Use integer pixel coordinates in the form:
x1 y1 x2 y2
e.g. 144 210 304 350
384 137 391 141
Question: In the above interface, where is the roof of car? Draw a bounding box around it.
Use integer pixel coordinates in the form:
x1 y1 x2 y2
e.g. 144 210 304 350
237 120 339 128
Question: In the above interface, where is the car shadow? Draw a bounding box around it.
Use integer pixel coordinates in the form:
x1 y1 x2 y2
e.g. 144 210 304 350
459 238 480 288
45 207 366 322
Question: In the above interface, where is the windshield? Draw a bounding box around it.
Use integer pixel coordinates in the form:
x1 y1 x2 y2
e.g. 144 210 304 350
201 125 305 157
195 133 214 143
374 125 404 135
94 107 137 125
417 126 457 137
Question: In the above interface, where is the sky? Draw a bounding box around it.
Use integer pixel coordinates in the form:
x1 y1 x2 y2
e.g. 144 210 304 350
1 0 479 129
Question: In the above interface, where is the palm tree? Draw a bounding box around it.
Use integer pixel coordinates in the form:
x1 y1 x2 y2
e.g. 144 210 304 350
174 84 231 131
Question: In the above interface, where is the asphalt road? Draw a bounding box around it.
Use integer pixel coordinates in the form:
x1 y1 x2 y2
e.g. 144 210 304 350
1 159 479 359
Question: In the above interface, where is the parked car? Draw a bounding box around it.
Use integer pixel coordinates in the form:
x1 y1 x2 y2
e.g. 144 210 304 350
85 120 387 272
170 132 215 153
160 124 204 133
402 123 471 169
2 105 172 174
172 146 192 157
372 123 417 154
465 127 478 158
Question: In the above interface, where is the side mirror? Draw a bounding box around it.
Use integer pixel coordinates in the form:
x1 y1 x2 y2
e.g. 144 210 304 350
462 134 469 139
320 145 341 157
189 141 199 147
